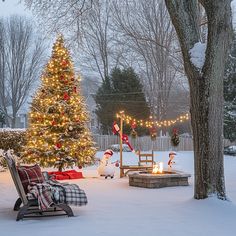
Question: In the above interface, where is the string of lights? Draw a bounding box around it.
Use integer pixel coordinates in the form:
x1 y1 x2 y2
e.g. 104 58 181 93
116 111 190 128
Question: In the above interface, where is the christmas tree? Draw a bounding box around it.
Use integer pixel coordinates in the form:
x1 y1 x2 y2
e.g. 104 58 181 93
22 35 96 171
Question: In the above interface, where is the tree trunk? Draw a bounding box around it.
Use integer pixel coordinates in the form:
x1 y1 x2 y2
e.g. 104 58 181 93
11 116 16 129
165 0 232 199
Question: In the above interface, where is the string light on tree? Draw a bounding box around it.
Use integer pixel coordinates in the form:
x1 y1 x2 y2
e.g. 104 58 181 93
22 35 96 171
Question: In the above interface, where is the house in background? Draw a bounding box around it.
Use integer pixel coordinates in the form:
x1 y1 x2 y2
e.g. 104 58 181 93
3 75 100 132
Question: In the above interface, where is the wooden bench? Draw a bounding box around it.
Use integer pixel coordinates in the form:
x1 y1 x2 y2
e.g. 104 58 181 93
2 150 74 221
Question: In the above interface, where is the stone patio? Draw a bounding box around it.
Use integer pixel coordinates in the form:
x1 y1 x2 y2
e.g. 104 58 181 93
128 170 191 188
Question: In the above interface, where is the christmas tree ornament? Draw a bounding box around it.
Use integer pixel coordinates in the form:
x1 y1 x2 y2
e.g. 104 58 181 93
63 92 70 100
68 125 73 131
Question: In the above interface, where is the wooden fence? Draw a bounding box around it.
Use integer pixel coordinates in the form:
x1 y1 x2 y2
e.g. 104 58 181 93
92 135 236 151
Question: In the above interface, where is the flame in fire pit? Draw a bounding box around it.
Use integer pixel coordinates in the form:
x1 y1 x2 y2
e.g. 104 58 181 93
152 162 163 174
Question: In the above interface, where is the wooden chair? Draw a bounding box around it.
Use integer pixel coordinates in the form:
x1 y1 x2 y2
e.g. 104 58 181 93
138 150 154 167
119 150 154 177
3 150 74 221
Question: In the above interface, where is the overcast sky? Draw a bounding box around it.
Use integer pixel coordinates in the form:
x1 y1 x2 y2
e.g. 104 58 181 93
0 0 32 17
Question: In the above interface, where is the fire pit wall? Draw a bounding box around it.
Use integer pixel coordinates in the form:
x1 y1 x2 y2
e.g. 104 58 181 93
129 171 191 188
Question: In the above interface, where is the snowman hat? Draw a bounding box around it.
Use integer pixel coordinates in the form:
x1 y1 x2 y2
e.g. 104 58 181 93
104 149 113 156
169 151 177 156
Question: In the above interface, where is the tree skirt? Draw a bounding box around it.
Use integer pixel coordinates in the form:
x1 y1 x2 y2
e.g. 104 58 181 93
48 170 84 180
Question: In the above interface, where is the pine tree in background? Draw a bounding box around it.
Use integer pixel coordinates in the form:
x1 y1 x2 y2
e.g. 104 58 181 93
95 67 150 135
22 35 96 171
224 32 236 142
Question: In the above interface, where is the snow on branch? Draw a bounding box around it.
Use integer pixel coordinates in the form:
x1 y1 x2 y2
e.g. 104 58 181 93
189 42 206 70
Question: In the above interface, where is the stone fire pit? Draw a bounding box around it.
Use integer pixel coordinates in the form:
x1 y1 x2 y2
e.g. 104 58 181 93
128 170 191 188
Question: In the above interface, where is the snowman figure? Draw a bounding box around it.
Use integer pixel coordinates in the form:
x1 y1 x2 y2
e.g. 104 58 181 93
168 152 176 172
97 149 115 179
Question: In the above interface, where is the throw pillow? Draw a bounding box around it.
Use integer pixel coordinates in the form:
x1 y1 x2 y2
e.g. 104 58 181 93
17 164 45 193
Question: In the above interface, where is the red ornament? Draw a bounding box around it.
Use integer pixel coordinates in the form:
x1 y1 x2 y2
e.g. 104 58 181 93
78 165 82 169
63 92 70 100
73 86 77 93
60 75 64 80
62 60 68 66
173 128 178 134
56 143 62 149
52 120 56 126
131 121 137 129
115 162 119 167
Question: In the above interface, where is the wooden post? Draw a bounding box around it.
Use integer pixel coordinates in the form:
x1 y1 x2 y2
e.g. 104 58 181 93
120 116 123 178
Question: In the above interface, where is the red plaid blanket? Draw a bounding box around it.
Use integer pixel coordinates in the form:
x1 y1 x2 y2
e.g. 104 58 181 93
27 180 88 210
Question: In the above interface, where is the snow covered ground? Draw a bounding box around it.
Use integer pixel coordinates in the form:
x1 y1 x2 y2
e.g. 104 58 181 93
0 151 236 236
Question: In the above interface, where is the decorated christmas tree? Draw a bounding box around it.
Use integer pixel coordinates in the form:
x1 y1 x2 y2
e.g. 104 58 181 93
22 35 96 171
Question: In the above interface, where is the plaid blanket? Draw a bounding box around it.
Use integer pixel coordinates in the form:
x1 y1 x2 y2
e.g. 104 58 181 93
27 180 88 210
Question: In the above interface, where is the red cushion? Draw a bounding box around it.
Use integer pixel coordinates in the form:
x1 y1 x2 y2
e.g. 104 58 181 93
17 165 45 193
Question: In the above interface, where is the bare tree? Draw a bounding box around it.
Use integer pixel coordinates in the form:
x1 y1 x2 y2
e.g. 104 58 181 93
0 15 45 128
113 0 184 120
81 0 114 81
21 0 93 40
0 20 8 125
165 0 232 199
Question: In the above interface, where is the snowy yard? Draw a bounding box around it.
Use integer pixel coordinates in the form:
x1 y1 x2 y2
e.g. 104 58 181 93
1 151 236 236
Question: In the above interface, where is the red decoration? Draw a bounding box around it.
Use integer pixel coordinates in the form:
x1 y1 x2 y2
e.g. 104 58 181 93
48 170 84 180
112 121 120 134
115 162 119 167
112 122 134 151
131 121 137 129
52 120 56 126
73 86 77 93
56 143 62 149
63 92 70 100
173 128 178 134
78 165 82 169
62 60 68 66
60 75 64 80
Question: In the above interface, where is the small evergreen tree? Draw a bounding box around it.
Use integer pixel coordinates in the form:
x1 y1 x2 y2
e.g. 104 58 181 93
95 67 150 134
224 32 236 142
22 35 96 171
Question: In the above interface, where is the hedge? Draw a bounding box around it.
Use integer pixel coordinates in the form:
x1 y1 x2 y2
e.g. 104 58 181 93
0 129 26 155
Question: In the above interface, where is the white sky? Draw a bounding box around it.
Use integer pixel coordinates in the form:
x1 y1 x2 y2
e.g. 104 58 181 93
0 0 32 17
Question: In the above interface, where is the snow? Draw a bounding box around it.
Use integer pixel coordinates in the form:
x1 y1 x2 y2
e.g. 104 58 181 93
189 42 206 69
1 151 236 236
